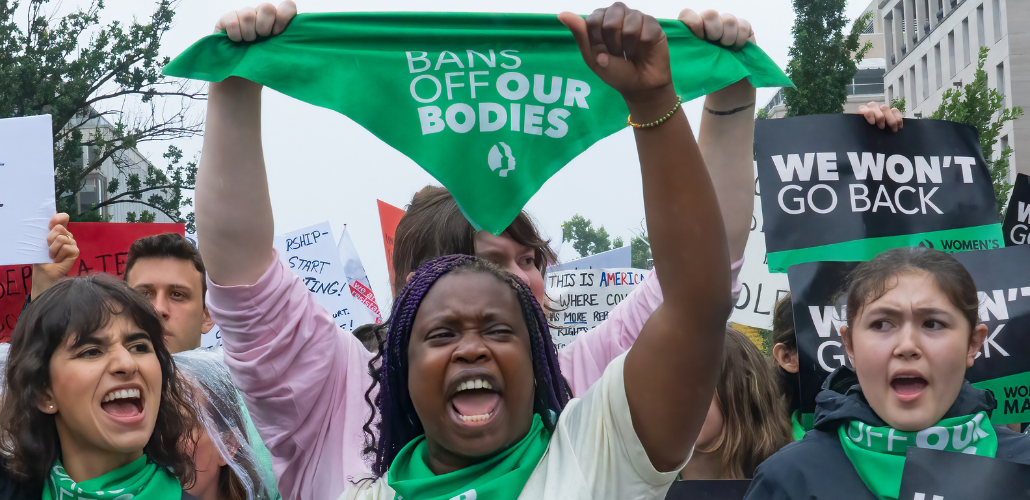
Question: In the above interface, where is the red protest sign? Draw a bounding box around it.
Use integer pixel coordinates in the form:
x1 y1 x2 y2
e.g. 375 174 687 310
0 222 185 342
377 199 405 292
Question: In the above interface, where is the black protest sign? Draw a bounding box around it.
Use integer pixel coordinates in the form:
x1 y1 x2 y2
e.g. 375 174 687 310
953 245 1030 424
755 115 1003 273
899 447 1030 499
788 261 858 418
1003 173 1030 246
665 480 751 500
789 246 1030 424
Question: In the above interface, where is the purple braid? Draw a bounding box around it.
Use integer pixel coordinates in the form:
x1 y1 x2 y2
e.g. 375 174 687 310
361 254 570 477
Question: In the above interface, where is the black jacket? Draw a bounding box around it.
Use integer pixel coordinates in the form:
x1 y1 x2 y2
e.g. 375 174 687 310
744 366 1030 499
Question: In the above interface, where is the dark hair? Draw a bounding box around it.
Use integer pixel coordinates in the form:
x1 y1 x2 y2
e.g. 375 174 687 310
391 186 557 295
0 275 197 489
770 293 799 413
707 328 791 478
363 255 570 477
352 323 386 353
844 247 979 330
125 233 208 300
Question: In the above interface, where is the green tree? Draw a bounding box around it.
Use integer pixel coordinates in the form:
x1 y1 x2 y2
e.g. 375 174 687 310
755 108 770 120
0 0 203 226
561 215 651 269
562 214 614 257
929 47 1023 218
784 0 871 116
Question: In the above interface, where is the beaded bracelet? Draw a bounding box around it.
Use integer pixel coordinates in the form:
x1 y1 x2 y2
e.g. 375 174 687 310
627 95 683 129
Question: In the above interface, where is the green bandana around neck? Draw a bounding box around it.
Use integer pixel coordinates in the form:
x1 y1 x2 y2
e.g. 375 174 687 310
388 413 551 500
791 411 807 441
164 12 792 235
43 455 181 500
838 411 998 500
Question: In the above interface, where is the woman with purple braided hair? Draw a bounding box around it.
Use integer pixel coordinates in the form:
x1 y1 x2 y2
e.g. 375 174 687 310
198 2 733 499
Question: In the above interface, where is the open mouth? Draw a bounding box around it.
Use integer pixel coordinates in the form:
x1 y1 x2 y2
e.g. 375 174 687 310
450 378 501 425
100 388 145 421
890 376 928 402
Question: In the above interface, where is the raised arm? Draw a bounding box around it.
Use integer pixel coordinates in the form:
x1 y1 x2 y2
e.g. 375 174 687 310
681 9 757 263
196 1 296 286
29 213 79 300
562 3 731 472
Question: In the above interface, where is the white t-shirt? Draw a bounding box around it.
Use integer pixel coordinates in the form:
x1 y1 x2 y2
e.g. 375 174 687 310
341 353 689 500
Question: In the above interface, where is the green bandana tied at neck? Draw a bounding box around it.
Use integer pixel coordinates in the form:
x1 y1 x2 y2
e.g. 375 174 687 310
838 411 998 500
43 455 181 500
388 413 550 500
791 411 807 441
164 12 792 234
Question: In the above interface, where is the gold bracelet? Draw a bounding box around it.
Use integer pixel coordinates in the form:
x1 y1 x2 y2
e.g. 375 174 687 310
627 95 683 129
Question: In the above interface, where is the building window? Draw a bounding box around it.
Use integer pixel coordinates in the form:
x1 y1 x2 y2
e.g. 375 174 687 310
934 43 943 89
899 75 907 103
977 5 986 48
993 0 1003 42
997 62 1007 107
962 18 971 67
921 55 930 100
1001 135 1010 158
909 66 918 104
888 84 894 105
77 173 106 216
949 30 957 77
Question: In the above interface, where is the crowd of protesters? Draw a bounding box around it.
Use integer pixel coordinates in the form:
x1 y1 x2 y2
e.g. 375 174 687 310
0 1 1027 500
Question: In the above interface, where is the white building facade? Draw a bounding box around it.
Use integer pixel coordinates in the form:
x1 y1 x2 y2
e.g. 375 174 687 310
74 114 174 223
881 0 1027 180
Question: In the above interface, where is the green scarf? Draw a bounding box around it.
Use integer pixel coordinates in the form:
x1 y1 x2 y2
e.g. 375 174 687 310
838 411 998 500
388 413 550 500
164 12 792 235
42 455 181 500
791 411 807 441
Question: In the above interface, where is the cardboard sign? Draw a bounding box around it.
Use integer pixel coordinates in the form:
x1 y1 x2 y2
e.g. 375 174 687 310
544 268 646 350
730 166 790 330
0 222 185 342
337 226 383 325
665 480 751 500
0 115 57 266
899 447 1030 499
789 245 1030 424
1003 173 1030 246
378 199 406 292
756 115 1003 272
274 221 371 331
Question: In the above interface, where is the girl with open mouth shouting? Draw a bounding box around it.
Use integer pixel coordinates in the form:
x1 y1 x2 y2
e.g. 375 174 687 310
0 275 199 499
746 248 1030 499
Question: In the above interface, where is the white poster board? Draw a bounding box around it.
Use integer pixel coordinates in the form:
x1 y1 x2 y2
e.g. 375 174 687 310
545 267 647 350
729 166 790 331
0 115 56 266
337 226 383 325
273 221 369 331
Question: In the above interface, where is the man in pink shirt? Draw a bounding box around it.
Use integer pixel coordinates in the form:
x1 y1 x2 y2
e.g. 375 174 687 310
196 3 757 500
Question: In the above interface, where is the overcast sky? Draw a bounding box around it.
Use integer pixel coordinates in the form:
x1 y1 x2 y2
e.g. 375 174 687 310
44 0 875 306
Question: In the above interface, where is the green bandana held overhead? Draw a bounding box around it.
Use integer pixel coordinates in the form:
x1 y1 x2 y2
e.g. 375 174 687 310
387 413 550 500
164 12 792 234
838 411 998 500
43 455 182 500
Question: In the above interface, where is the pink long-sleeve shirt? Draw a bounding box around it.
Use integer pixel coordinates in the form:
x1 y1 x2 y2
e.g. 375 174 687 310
207 255 742 500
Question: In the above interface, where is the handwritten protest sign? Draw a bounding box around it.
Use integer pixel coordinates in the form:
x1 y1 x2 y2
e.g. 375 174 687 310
756 115 1003 272
0 222 185 342
0 115 57 266
899 447 1030 499
789 245 1030 424
378 199 405 292
274 221 369 331
337 226 383 325
166 12 790 235
730 166 790 330
1003 173 1030 246
544 267 646 350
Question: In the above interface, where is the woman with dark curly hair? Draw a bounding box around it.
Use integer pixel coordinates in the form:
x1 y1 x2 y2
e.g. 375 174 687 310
0 275 199 499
